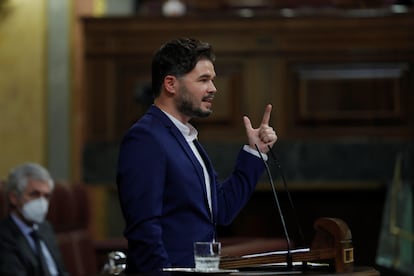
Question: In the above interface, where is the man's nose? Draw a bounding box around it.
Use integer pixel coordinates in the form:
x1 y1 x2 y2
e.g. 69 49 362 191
209 81 217 93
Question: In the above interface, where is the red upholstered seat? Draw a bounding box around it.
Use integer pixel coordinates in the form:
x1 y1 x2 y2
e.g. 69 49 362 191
47 182 78 232
47 182 98 276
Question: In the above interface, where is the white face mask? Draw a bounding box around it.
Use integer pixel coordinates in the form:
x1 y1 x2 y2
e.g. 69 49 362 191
21 197 49 224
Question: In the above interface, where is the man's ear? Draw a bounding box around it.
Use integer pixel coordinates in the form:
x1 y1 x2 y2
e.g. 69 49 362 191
163 75 177 94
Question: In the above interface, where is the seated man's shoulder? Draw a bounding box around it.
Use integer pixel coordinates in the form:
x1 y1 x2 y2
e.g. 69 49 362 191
38 220 57 235
0 216 15 234
0 217 20 247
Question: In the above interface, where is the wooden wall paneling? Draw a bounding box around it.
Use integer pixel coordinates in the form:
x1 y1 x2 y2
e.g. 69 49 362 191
85 59 117 142
82 14 414 142
80 13 414 187
271 58 292 139
284 61 414 138
114 59 152 140
295 63 408 122
243 58 276 126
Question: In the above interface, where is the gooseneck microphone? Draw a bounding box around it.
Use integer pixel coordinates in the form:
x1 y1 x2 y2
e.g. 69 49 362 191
255 144 293 269
267 145 306 247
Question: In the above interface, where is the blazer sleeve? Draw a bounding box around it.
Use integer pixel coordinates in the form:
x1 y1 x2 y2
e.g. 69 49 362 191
215 148 265 225
0 244 32 276
0 218 34 276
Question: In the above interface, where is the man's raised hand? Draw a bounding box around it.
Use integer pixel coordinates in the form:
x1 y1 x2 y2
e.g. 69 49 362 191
243 104 277 153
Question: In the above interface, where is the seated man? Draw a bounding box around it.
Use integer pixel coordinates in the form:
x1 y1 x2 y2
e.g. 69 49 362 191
0 162 68 276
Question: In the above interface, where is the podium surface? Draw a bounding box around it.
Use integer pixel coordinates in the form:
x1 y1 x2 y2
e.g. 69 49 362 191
119 266 379 275
225 266 379 275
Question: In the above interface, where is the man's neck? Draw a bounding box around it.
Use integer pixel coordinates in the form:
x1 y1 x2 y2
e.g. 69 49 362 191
154 100 190 124
11 210 35 227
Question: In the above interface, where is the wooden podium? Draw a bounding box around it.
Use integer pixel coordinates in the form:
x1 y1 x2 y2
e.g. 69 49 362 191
220 217 361 273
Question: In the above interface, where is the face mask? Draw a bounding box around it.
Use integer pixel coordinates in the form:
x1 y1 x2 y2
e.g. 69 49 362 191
21 197 49 224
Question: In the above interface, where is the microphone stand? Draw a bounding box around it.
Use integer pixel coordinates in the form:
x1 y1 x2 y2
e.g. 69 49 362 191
267 145 306 248
255 145 293 270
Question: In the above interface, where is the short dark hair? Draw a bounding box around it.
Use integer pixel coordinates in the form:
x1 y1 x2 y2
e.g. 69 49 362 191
151 38 215 98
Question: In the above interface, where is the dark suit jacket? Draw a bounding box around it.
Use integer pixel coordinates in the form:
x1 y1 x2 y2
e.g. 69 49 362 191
117 105 265 272
0 215 68 276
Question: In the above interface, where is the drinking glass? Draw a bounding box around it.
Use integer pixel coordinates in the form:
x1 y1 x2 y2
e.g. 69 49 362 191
193 241 221 271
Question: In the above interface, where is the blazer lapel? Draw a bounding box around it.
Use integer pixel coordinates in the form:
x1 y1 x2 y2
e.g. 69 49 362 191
170 127 206 190
7 217 40 273
150 105 207 190
37 229 58 272
17 233 38 266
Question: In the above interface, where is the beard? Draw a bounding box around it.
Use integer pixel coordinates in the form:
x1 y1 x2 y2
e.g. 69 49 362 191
175 85 212 119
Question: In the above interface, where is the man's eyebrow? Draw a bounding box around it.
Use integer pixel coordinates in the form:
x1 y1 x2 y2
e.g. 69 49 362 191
198 73 215 79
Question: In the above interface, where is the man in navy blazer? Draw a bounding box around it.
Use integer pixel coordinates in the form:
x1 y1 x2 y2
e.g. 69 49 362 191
117 37 278 273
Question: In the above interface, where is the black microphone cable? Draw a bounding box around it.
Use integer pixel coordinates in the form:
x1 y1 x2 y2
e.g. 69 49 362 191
255 144 293 269
267 145 306 247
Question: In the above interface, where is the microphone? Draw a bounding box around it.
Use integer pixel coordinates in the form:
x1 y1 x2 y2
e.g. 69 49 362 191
267 145 306 247
255 144 293 269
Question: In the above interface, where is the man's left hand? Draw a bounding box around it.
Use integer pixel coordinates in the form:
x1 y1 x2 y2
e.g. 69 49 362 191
243 104 277 153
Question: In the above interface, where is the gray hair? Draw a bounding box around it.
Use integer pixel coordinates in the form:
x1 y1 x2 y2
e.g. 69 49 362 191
6 162 54 197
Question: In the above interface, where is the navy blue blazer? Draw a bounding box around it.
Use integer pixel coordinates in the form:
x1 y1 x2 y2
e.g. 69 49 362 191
117 105 265 272
0 216 68 276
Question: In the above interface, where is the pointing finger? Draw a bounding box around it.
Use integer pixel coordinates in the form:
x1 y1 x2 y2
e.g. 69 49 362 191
261 104 272 126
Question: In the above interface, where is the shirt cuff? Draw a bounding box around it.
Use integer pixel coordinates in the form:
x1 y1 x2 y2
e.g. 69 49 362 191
243 145 268 161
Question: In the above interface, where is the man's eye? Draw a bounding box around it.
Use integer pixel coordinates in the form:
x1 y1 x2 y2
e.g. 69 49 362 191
28 191 50 199
29 191 40 197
